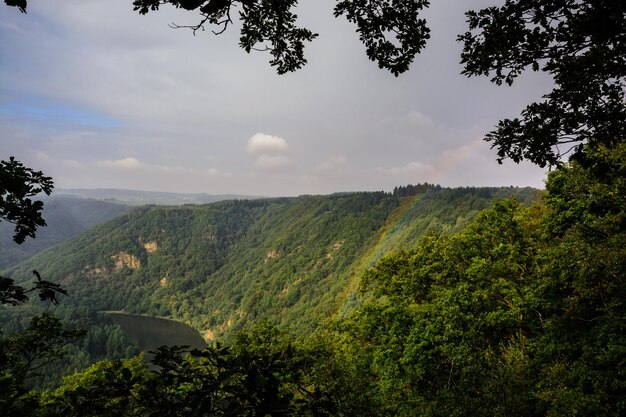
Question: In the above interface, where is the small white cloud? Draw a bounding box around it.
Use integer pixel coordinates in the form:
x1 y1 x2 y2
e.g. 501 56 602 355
98 157 143 170
377 161 437 182
392 161 434 174
247 133 290 155
253 154 294 172
96 158 225 177
247 133 295 172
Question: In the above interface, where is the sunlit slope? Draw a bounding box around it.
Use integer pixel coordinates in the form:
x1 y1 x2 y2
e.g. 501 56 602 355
7 186 540 340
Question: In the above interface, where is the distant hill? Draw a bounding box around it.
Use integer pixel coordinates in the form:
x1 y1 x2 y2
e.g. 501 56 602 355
56 188 265 206
1 189 264 270
7 185 541 341
0 196 132 270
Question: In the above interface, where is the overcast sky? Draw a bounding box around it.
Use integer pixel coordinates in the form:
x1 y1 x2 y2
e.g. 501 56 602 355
1 0 552 196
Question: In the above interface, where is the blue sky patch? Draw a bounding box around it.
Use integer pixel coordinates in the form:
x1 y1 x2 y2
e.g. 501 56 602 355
1 93 124 130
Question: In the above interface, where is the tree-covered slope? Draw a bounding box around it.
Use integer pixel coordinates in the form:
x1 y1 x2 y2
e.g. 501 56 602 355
6 186 540 340
0 196 131 270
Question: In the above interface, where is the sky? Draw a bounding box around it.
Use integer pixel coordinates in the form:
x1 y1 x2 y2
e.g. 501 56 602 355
0 0 553 197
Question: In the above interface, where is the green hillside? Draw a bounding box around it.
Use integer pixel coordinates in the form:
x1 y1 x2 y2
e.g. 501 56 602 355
0 196 131 270
6 185 540 341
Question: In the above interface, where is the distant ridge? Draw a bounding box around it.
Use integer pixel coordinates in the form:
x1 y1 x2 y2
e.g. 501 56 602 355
56 188 265 206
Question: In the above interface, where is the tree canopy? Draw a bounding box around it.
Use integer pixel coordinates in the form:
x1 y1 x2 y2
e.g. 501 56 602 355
338 143 626 415
459 0 626 167
131 0 431 76
0 157 53 244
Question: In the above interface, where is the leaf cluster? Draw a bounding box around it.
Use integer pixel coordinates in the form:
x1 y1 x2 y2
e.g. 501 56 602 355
130 0 431 75
0 270 67 306
0 157 53 244
4 0 26 14
334 0 431 76
459 0 626 166
132 0 317 74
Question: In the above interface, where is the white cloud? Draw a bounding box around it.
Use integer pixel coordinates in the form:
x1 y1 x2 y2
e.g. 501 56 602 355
378 161 437 182
98 157 143 170
247 133 294 172
247 133 290 155
97 157 224 177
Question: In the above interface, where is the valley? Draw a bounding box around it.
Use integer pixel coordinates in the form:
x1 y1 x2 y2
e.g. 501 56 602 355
4 184 540 343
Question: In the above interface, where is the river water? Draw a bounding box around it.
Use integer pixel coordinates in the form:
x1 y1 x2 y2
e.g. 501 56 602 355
104 312 207 356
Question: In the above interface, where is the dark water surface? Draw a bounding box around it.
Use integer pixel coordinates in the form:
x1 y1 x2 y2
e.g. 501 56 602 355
104 312 206 355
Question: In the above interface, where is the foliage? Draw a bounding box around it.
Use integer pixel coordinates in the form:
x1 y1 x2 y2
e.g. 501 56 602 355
132 0 318 74
336 141 626 416
0 262 81 416
40 324 337 416
38 355 150 417
340 199 546 416
459 0 626 166
0 314 85 417
131 0 431 76
0 157 53 244
0 157 85 416
24 150 623 415
3 0 26 14
0 270 67 306
531 142 626 415
333 0 431 76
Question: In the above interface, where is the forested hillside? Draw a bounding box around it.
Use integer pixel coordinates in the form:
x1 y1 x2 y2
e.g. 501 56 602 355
5 185 539 342
0 196 131 270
